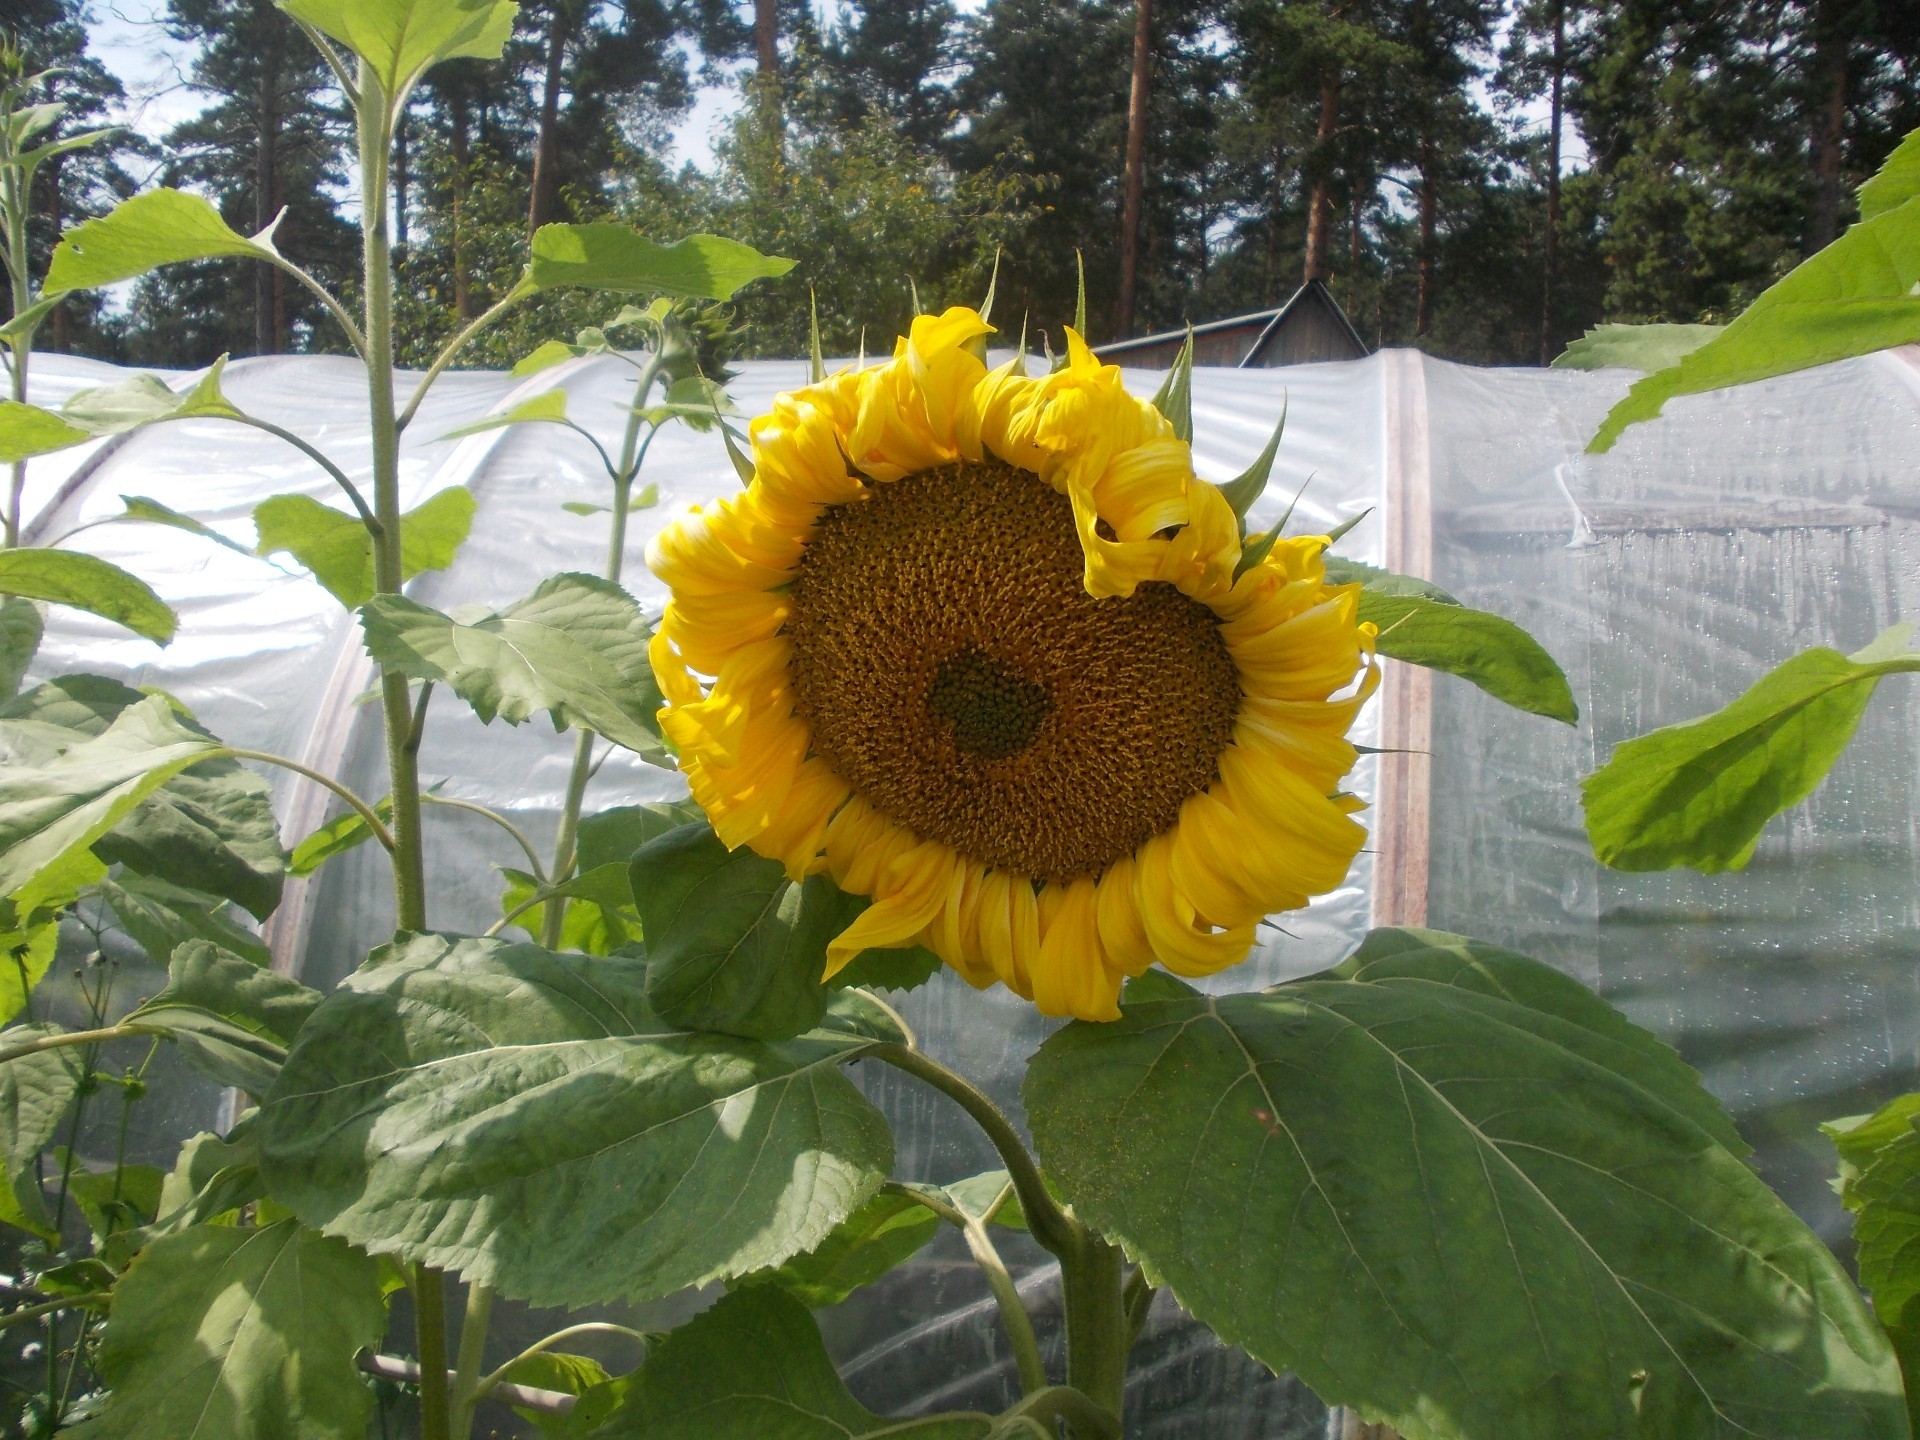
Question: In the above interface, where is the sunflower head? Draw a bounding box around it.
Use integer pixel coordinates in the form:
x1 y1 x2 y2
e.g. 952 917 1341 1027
648 307 1376 1021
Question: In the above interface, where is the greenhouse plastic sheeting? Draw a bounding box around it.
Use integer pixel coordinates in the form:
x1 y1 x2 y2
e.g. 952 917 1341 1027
15 342 1920 1438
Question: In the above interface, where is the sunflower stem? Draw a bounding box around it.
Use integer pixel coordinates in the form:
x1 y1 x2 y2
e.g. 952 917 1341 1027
1060 1234 1128 1420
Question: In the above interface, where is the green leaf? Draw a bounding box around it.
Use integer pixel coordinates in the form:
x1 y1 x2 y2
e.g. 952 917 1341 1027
1550 323 1724 372
437 388 572 441
1148 328 1194 443
499 862 638 955
0 295 66 348
1860 127 1920 224
1588 187 1920 452
119 495 260 561
512 339 582 376
1027 928 1905 1440
256 931 893 1309
62 359 241 434
741 1186 941 1307
525 227 794 301
634 376 735 431
0 400 92 463
100 873 271 968
632 823 834 1040
0 549 175 644
0 598 42 700
45 189 281 293
1323 557 1578 724
1583 625 1920 872
127 941 322 1094
276 0 516 95
4 674 285 918
64 1160 166 1241
253 485 474 608
816 889 942 993
0 1022 85 1240
1826 1099 1920 1435
288 797 392 876
580 1286 992 1439
0 697 221 921
103 1128 267 1268
359 573 663 758
1217 399 1285 526
79 1220 385 1440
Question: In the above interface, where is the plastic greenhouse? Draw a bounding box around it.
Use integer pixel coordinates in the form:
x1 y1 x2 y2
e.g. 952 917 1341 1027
13 339 1920 1438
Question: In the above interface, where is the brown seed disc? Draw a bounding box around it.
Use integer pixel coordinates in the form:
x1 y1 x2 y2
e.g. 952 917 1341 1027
784 458 1241 882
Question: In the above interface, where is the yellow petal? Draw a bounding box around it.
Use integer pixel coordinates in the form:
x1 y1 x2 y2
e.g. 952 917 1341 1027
1033 877 1120 1021
825 839 955 979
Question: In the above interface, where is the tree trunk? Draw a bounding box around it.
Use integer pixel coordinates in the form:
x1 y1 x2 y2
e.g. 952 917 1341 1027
527 1 569 237
1415 134 1436 337
754 0 779 75
254 13 279 356
1303 71 1340 283
449 91 474 320
1539 0 1564 365
1115 0 1154 337
1806 0 1850 252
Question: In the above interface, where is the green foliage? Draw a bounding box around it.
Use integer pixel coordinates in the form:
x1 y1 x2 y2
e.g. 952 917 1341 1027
0 597 42 700
44 188 284 293
253 485 475 607
1148 330 1194 443
77 1220 386 1440
0 400 91 462
59 361 242 433
581 1287 994 1439
1323 557 1578 724
0 549 176 644
1551 322 1723 372
632 823 836 1040
1583 625 1920 872
0 1022 85 1239
256 932 894 1309
1025 928 1904 1440
1829 1096 1920 1431
1860 130 1920 223
126 941 323 1095
524 226 795 301
278 0 516 102
741 1188 942 1308
358 573 664 760
99 873 271 968
288 798 393 876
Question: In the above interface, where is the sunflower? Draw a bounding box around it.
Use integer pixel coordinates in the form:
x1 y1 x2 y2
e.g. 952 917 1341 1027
648 307 1375 1021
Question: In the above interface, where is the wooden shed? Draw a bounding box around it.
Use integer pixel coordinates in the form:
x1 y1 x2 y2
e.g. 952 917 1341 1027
1094 279 1369 368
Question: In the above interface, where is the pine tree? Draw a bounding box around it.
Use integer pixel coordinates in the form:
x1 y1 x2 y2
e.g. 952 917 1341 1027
819 0 958 150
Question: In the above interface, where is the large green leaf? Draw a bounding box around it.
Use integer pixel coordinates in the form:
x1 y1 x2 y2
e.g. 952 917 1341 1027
1024 927 1905 1440
0 549 175 644
0 400 91 463
4 674 286 918
45 189 282 293
740 1187 942 1308
1588 160 1920 451
127 941 323 1094
525 226 795 301
253 485 475 608
0 696 221 920
1583 625 1920 872
0 1022 85 1240
1828 1096 1920 1431
1861 129 1920 223
498 862 637 955
1550 323 1723 372
288 796 392 876
1323 557 1577 724
279 0 516 97
633 823 835 1040
359 573 663 758
60 359 241 434
76 1220 385 1440
0 598 41 700
256 932 893 1308
100 873 271 968
582 1287 993 1439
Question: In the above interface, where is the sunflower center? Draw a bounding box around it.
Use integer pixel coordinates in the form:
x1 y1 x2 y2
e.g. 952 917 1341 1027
784 458 1241 883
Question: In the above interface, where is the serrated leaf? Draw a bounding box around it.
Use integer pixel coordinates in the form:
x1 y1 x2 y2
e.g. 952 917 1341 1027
104 1128 266 1268
0 697 221 922
45 189 280 293
1551 323 1724 372
438 388 571 441
740 1187 942 1307
0 1022 85 1240
1862 129 1920 223
62 358 240 434
0 400 92 463
1583 626 1920 872
1588 185 1920 451
79 1220 385 1440
580 1287 992 1439
1148 328 1194 443
0 549 175 643
525 226 794 301
253 485 474 608
1323 557 1577 724
0 598 41 700
1025 927 1905 1440
127 941 321 1094
633 823 834 1040
256 932 893 1309
288 797 392 876
359 572 663 758
100 873 270 968
277 0 516 98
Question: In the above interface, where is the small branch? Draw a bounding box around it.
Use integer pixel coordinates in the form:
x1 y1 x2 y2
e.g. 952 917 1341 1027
397 288 530 434
474 1322 648 1402
847 986 916 1050
449 1282 494 1440
359 1351 575 1416
0 1024 164 1067
226 415 380 534
869 1043 1080 1258
289 16 358 101
1122 1265 1155 1345
271 256 369 360
406 681 434 754
0 1294 111 1332
998 1386 1122 1440
421 794 548 885
224 749 395 854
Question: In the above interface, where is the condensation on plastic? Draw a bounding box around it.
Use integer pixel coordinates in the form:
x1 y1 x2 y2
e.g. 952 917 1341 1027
16 343 1920 1438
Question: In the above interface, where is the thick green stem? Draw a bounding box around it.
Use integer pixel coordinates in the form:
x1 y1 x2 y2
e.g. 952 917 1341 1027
5 159 33 548
1060 1235 1127 1421
411 1266 452 1440
449 1282 494 1439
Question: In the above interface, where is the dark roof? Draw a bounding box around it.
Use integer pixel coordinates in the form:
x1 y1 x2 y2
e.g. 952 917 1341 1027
1093 280 1369 367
